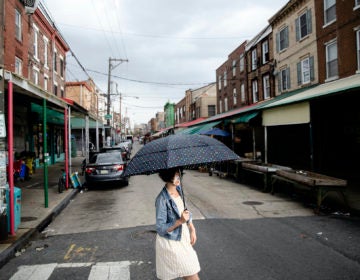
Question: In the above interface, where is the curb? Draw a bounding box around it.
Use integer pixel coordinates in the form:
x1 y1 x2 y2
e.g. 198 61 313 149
0 189 78 269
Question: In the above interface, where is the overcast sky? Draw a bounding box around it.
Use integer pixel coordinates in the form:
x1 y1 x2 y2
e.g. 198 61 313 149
44 0 288 126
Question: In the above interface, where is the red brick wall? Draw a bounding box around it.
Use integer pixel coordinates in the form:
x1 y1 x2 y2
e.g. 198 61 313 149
315 0 360 82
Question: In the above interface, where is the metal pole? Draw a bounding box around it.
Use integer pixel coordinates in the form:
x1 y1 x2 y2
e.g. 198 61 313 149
7 80 15 235
68 107 72 175
106 58 111 126
64 107 69 189
43 99 48 208
264 126 268 164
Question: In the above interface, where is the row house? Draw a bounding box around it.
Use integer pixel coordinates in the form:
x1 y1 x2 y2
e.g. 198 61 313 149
246 25 275 103
66 79 99 116
216 41 248 114
3 1 69 159
4 1 68 97
315 0 360 82
269 0 318 95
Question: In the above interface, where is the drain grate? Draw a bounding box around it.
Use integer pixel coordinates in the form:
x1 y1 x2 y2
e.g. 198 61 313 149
21 216 38 222
242 201 264 206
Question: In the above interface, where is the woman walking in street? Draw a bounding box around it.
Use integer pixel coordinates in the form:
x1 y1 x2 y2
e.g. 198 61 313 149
155 168 201 280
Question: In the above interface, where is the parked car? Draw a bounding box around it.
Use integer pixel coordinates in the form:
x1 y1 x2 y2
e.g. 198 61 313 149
101 145 129 161
84 152 129 187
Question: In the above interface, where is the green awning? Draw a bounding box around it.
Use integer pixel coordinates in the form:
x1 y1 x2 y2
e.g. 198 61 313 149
71 117 101 129
178 121 221 135
230 111 259 124
31 103 65 125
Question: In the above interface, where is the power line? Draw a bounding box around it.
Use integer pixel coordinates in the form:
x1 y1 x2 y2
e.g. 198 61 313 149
86 68 212 86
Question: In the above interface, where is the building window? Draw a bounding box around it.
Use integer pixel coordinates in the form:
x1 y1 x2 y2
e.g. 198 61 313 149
252 80 258 103
263 75 270 99
232 60 236 76
54 83 58 96
61 87 64 98
240 83 245 104
219 100 223 114
15 57 22 76
326 40 338 79
33 67 39 85
239 54 245 72
356 30 360 71
296 9 312 41
60 57 64 78
224 97 228 111
262 41 269 64
33 24 39 60
218 75 222 90
224 71 227 87
279 67 291 91
44 76 48 91
297 57 315 85
53 50 58 73
356 0 360 9
208 105 216 117
233 88 237 105
15 9 22 41
251 49 257 70
324 0 336 25
276 26 289 52
43 37 49 68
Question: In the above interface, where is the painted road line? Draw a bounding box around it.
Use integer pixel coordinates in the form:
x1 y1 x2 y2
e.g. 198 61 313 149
88 261 131 280
9 261 134 280
10 263 58 280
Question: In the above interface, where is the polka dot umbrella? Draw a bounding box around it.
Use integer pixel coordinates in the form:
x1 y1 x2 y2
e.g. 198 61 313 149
123 134 239 177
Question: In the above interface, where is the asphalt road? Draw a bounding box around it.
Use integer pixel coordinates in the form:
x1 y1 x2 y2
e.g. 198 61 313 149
0 142 359 279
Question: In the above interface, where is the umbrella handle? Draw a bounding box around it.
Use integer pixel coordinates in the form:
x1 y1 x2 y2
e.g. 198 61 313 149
179 171 187 210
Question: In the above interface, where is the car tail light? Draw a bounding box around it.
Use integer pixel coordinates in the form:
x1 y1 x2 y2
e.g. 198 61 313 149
85 167 95 174
114 164 124 171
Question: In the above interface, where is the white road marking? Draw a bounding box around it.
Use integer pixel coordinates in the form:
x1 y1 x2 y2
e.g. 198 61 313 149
10 261 134 280
88 261 131 280
10 263 57 280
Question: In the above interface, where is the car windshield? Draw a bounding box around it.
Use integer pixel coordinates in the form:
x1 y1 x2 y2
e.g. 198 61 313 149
89 152 122 164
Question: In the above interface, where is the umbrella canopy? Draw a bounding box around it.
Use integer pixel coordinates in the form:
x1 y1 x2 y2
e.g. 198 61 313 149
199 127 230 137
123 134 239 177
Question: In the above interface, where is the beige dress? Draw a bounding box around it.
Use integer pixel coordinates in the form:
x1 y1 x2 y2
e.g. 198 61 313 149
156 195 201 280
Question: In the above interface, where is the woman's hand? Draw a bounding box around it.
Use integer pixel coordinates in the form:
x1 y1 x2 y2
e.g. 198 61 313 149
189 224 197 245
180 210 190 223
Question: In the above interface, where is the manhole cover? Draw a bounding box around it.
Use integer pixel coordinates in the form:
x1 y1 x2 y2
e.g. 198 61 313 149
131 230 156 240
242 201 264 206
21 216 38 222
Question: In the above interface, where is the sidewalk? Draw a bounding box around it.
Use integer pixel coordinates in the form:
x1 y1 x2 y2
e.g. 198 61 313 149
0 156 85 268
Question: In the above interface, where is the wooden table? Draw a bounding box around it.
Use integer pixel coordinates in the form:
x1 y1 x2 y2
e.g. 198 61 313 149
240 162 293 191
271 169 347 211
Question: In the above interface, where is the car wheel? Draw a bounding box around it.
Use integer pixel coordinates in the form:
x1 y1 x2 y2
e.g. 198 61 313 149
122 178 129 187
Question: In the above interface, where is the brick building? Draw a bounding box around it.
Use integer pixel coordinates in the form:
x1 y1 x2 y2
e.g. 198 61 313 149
315 0 360 82
245 25 275 103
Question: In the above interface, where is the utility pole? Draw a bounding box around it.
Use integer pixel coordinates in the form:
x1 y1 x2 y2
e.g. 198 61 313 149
106 58 128 126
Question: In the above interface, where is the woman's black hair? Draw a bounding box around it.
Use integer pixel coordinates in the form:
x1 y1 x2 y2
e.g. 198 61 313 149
158 168 178 183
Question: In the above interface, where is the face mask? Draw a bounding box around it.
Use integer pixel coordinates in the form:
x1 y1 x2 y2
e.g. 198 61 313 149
173 175 180 186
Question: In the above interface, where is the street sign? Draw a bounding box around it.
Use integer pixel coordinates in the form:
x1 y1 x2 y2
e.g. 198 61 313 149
104 114 112 120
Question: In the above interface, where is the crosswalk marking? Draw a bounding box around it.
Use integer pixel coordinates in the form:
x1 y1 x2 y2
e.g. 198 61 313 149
10 261 135 280
10 263 57 280
89 262 131 280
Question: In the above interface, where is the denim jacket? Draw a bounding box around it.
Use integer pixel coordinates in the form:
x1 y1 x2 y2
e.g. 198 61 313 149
155 185 192 241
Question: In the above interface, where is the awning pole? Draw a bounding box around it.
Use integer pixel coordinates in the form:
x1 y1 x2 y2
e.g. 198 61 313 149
43 99 48 208
64 107 69 189
264 126 268 164
7 80 15 235
68 107 72 175
309 122 314 171
252 127 256 160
